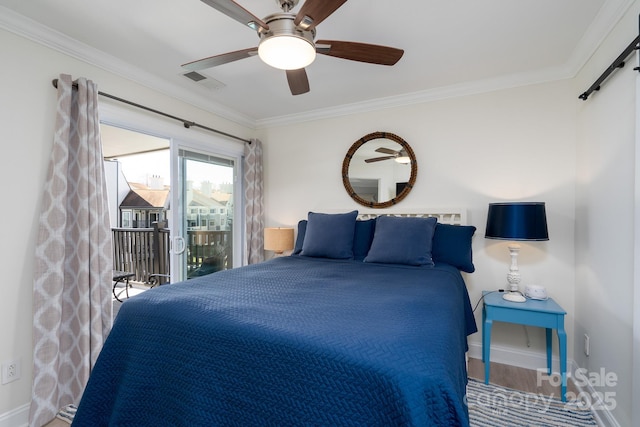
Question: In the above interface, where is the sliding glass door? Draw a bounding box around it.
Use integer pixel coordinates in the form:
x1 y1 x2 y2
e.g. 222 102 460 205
100 107 245 286
171 147 241 282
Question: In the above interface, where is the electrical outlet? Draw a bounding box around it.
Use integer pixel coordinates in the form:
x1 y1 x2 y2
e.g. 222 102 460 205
1 359 21 385
584 334 590 357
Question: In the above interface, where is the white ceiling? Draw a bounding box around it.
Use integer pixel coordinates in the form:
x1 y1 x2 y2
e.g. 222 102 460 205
0 0 632 126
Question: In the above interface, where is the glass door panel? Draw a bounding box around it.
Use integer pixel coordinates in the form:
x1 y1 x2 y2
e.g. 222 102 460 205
174 149 235 281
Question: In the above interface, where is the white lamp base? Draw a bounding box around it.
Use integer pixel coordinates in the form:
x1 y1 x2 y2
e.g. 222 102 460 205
503 291 526 303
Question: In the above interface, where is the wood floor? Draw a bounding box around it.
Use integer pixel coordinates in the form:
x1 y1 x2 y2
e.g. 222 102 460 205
468 357 578 398
43 417 68 427
43 357 577 426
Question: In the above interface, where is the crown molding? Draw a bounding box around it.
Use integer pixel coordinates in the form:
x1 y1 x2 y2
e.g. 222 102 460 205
256 64 573 128
564 0 636 77
1 0 633 129
256 0 635 128
0 6 256 129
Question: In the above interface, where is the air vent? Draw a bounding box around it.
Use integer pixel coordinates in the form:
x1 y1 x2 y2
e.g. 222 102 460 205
181 71 226 91
183 71 207 82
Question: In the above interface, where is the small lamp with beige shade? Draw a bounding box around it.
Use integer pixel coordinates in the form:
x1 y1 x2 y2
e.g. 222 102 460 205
264 227 294 255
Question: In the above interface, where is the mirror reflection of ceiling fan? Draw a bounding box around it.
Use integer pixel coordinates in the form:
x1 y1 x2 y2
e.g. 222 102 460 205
182 0 404 95
365 147 411 164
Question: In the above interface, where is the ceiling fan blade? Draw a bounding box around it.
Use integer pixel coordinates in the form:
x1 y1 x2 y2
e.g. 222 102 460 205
294 0 347 30
365 156 394 163
316 40 404 65
200 0 269 31
375 147 398 155
182 48 257 71
286 69 310 95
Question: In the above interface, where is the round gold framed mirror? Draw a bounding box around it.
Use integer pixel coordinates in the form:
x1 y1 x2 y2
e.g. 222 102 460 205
342 131 417 208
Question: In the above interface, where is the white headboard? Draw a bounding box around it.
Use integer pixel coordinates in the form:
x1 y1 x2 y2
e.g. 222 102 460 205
354 208 467 225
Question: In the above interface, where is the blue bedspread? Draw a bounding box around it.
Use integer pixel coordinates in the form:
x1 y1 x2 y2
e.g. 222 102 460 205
73 256 477 426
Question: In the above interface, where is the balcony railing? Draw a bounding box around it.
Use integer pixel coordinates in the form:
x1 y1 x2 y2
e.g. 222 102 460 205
112 224 232 284
186 230 232 278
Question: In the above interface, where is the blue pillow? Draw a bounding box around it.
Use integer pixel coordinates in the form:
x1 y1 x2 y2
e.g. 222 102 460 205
294 217 375 260
432 223 476 273
353 219 376 261
364 216 437 266
300 211 358 259
292 219 307 255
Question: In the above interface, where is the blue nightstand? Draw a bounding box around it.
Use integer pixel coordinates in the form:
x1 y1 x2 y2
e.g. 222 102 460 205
482 290 567 401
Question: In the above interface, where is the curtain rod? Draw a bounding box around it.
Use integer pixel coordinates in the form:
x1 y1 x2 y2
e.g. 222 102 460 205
51 78 251 144
579 34 640 101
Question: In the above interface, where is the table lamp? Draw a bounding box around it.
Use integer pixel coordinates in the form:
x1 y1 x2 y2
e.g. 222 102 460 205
485 202 549 302
264 227 294 255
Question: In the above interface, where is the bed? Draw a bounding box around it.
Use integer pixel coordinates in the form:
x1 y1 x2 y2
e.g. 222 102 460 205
73 210 478 426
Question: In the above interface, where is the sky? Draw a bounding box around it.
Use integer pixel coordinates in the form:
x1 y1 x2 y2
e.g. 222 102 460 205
118 151 171 185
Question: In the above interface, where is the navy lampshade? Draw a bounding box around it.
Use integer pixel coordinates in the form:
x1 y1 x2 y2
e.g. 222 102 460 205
485 202 549 241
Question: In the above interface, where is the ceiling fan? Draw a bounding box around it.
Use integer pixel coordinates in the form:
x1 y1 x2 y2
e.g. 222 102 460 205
182 0 404 95
365 147 410 164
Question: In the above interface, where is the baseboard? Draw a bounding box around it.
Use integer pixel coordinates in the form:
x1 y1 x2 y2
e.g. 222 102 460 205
468 341 571 372
468 342 620 427
0 403 28 427
571 371 621 427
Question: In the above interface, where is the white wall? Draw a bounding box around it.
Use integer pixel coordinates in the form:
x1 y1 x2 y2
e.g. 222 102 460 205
0 28 253 419
2 4 639 426
574 3 640 426
258 78 577 368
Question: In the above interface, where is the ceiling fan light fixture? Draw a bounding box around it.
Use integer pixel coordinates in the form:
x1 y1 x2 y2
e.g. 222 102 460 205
395 156 411 164
257 13 316 71
188 2 404 96
258 34 316 70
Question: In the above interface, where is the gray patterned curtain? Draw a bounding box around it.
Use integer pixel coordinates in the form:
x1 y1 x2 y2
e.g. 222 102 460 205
244 138 264 264
29 74 113 426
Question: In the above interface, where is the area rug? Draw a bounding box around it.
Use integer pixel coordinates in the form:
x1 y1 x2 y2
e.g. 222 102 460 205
467 378 598 426
55 404 76 424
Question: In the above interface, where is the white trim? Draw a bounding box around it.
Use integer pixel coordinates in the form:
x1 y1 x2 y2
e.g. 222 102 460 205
575 377 622 427
468 341 567 373
632 47 640 427
100 102 246 280
171 142 245 276
467 342 620 426
0 1 633 128
0 403 28 427
564 0 635 82
256 69 572 128
0 6 255 129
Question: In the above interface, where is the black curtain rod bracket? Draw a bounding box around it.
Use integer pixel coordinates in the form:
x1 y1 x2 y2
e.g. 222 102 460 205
579 33 640 101
51 78 251 144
